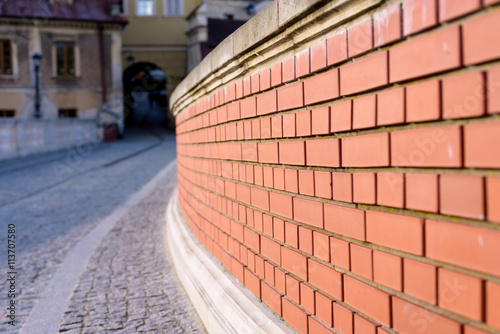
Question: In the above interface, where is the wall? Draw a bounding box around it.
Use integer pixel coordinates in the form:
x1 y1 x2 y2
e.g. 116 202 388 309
171 0 500 333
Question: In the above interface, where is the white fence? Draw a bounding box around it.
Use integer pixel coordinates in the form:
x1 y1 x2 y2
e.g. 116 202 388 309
0 119 101 161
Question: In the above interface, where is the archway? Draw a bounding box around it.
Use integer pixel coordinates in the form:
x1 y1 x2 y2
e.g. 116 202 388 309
122 62 169 129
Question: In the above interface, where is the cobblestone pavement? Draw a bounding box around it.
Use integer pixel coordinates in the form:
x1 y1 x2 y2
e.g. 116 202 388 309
59 163 206 334
0 129 205 333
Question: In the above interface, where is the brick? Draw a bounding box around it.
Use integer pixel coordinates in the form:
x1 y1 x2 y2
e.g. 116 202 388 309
251 72 260 94
348 18 373 57
332 172 352 203
240 97 256 119
273 168 285 191
261 236 281 265
259 68 271 91
243 76 251 97
487 177 500 223
340 51 388 95
254 166 264 187
406 80 441 122
278 82 304 111
402 0 438 35
271 62 283 87
403 258 436 304
304 69 340 105
265 261 275 285
242 143 258 162
463 10 500 65
263 214 273 236
377 87 405 126
258 142 278 164
308 259 343 300
315 171 332 199
342 133 390 167
352 94 376 129
313 231 330 262
487 65 500 114
465 122 500 168
261 282 282 316
311 40 327 72
366 211 424 255
250 187 269 211
231 257 245 282
296 110 311 137
330 237 350 270
391 126 462 167
311 107 330 135
464 326 491 334
270 192 293 220
275 267 286 293
439 0 481 22
306 139 341 167
252 119 261 139
281 247 308 281
285 169 299 193
350 244 373 280
274 217 285 243
244 268 261 298
374 3 402 47
243 121 252 139
377 172 404 208
308 317 331 334
298 226 313 255
282 56 295 83
353 173 376 204
392 297 461 334
236 184 251 204
286 275 301 304
406 173 438 212
285 221 298 248
282 113 296 138
264 167 273 188
426 219 500 276
331 100 352 132
344 276 391 326
390 26 460 82
225 83 236 102
272 115 283 138
315 292 334 326
218 106 228 124
296 49 310 78
298 170 315 196
257 90 278 116
324 203 365 240
440 174 484 220
279 141 305 165
261 117 271 139
373 251 402 291
294 198 323 229
486 281 500 330
442 71 485 119
333 303 353 334
438 268 482 321
282 299 308 334
354 314 377 334
327 30 348 65
227 102 240 121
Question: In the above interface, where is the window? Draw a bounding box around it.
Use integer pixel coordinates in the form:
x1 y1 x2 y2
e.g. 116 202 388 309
56 42 75 76
137 0 155 16
0 40 12 75
0 110 15 117
163 0 182 16
58 109 78 118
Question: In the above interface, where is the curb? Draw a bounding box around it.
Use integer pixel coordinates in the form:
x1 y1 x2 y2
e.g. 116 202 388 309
165 189 294 334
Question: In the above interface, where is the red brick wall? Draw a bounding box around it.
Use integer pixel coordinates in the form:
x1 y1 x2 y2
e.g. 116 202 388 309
175 1 500 333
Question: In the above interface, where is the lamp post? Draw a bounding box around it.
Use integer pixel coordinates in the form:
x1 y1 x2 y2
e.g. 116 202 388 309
32 53 42 118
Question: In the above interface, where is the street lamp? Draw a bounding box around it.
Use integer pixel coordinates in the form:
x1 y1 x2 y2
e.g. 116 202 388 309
32 53 42 118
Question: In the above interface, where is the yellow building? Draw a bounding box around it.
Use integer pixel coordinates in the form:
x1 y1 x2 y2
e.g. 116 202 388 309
120 0 201 126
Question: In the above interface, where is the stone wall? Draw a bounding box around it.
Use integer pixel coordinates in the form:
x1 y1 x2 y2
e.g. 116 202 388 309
170 0 500 333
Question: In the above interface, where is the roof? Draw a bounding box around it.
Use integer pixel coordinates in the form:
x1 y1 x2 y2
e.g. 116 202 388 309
0 0 127 25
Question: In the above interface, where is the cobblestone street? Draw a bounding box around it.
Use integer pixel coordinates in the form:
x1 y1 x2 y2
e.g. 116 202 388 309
0 129 206 334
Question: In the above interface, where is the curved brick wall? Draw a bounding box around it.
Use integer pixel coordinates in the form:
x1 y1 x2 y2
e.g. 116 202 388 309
172 0 500 333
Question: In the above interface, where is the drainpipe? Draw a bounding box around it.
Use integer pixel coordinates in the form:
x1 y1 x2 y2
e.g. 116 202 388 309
98 24 107 105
